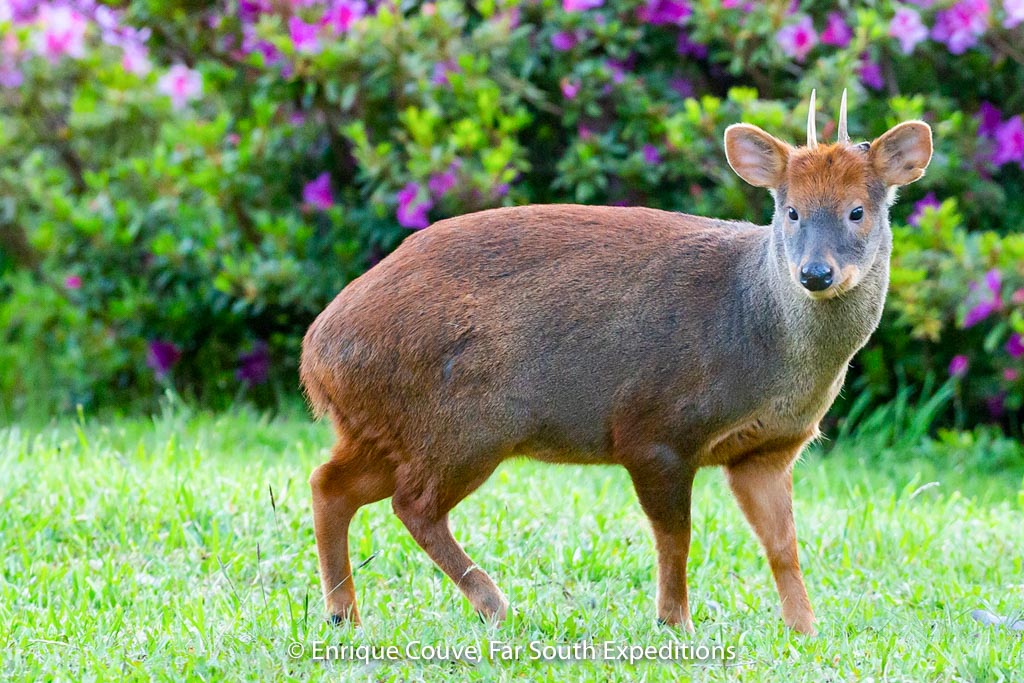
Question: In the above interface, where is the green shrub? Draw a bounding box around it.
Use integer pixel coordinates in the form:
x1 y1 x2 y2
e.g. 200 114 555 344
1 0 1022 431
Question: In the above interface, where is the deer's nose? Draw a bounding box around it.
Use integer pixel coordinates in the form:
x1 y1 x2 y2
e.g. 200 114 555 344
799 262 834 292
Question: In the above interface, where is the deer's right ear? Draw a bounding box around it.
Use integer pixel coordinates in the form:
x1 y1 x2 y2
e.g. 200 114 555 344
724 124 791 189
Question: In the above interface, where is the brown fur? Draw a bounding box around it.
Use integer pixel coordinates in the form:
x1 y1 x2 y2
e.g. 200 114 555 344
300 116 932 636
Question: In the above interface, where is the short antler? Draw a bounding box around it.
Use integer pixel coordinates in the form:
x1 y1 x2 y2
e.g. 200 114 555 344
806 89 818 150
837 89 849 143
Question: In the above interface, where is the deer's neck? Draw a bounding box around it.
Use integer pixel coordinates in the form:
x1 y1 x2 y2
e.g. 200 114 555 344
761 226 891 375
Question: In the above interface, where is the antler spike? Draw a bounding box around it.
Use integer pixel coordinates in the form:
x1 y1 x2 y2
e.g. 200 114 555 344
838 88 849 143
806 89 818 150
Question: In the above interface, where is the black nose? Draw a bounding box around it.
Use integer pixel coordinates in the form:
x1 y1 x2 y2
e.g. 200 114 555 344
799 262 834 292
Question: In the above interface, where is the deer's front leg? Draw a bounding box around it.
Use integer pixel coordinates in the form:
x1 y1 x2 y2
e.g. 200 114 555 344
623 445 697 631
726 452 816 635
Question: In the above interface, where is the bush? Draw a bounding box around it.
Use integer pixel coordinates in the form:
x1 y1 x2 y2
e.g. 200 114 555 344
1 0 1022 431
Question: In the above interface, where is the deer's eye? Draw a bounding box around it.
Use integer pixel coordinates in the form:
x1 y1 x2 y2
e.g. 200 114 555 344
787 207 799 221
849 206 864 221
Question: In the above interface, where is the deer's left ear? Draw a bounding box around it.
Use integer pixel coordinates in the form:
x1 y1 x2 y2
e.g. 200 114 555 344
869 121 933 186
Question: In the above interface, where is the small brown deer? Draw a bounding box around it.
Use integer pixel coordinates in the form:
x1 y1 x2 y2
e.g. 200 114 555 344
300 91 932 635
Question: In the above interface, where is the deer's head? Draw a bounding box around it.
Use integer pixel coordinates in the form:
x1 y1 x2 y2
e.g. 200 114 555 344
724 90 932 300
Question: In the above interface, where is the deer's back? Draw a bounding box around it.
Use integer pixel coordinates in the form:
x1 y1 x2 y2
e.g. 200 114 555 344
302 205 802 465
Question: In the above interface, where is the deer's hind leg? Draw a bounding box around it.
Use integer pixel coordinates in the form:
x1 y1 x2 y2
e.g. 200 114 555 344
390 455 509 622
310 430 396 624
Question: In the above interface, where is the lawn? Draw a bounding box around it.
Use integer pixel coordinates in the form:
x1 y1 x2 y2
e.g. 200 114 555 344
1 403 1022 681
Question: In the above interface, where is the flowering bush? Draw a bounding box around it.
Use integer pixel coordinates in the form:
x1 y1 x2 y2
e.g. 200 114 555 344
1 0 1023 431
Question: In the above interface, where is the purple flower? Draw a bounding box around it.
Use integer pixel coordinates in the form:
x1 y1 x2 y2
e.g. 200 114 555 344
1004 0 1024 27
303 172 334 210
563 0 603 11
236 342 270 385
908 192 941 226
669 77 694 98
642 144 661 165
931 0 990 55
428 162 460 197
32 5 88 62
889 6 929 54
605 59 628 84
431 60 459 87
0 63 21 88
977 101 1003 137
64 274 82 290
288 16 320 53
396 182 433 229
821 12 853 48
551 31 577 51
858 55 885 90
156 64 203 109
637 0 692 25
985 392 1006 418
147 340 181 378
676 32 708 58
949 354 970 377
323 0 366 34
239 0 270 22
962 268 1002 327
991 115 1024 167
777 15 818 62
561 78 580 99
1007 332 1024 358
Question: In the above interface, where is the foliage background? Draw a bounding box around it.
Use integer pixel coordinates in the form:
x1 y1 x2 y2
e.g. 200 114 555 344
1 0 1023 435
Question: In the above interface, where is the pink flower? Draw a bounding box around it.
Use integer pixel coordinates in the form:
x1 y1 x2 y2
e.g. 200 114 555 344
561 77 580 99
642 144 661 164
776 15 818 62
931 0 990 55
563 0 603 11
1004 368 1020 382
289 16 320 53
991 115 1024 167
858 55 884 90
551 31 577 51
396 182 433 229
908 192 941 226
637 0 692 25
1003 0 1024 27
889 6 929 54
949 354 970 377
962 269 1002 328
156 64 203 109
1013 288 1024 305
821 12 852 48
32 5 88 62
121 44 151 76
64 274 82 290
323 0 366 34
302 172 334 210
1007 332 1024 358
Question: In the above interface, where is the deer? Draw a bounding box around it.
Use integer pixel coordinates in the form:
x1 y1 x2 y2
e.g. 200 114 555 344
299 90 932 635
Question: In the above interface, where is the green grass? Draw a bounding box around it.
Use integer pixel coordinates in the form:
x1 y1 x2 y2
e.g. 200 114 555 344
1 404 1022 682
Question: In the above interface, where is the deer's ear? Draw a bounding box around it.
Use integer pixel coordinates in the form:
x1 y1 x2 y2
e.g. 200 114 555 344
870 121 933 187
724 124 791 189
